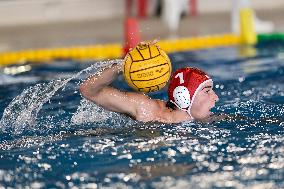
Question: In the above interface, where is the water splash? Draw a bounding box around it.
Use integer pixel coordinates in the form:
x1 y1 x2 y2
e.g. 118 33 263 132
0 59 123 135
71 99 111 125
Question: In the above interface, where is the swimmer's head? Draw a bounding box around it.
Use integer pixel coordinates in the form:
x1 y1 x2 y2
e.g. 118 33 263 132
168 67 219 120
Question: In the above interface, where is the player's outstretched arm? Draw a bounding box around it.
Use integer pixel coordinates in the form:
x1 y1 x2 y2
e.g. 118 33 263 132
79 64 149 118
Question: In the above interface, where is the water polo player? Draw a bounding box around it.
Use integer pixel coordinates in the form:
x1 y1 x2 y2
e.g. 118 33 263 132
80 64 219 123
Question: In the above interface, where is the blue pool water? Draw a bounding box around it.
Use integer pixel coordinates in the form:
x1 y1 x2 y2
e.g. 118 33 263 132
0 42 283 188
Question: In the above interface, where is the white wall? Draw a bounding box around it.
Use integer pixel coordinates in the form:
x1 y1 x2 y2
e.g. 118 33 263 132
0 0 283 26
198 0 284 13
0 0 124 26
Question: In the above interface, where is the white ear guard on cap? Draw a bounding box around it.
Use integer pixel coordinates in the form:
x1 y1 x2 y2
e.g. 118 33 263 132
170 86 194 119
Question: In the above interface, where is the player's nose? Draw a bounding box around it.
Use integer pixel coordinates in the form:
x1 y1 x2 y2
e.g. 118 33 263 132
212 90 219 102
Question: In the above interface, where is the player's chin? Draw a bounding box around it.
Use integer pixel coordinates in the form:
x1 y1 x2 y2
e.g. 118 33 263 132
196 111 214 122
202 109 215 119
209 106 215 114
200 111 212 119
205 111 213 118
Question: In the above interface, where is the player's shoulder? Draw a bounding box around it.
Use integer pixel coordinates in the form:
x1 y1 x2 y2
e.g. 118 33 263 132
126 92 162 109
134 97 165 122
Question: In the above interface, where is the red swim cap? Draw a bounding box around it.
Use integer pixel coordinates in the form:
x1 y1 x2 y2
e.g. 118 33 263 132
168 67 212 118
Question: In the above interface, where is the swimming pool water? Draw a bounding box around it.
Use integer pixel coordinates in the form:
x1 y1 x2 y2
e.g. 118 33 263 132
0 42 283 188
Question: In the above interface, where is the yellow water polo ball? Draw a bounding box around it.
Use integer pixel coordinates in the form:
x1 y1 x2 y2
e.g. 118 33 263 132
123 42 172 93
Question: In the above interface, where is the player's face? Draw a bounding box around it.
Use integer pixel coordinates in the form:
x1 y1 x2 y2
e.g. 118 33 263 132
190 81 219 120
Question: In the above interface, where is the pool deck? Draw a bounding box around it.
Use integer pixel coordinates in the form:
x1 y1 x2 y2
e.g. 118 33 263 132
0 8 283 52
